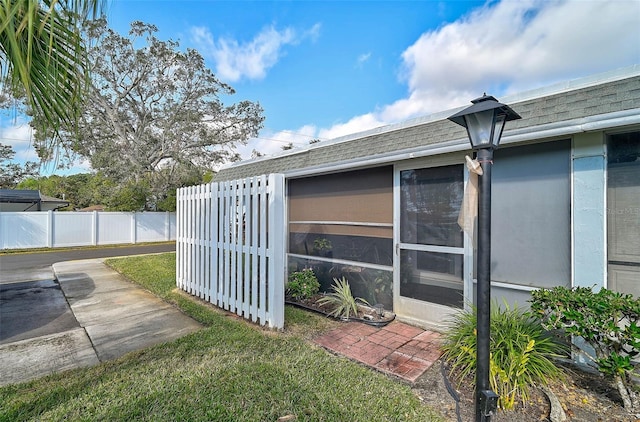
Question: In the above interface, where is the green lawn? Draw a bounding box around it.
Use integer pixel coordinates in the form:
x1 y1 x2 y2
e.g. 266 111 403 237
0 253 443 422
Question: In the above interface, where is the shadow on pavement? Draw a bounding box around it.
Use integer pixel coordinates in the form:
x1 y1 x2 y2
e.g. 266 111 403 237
0 279 81 344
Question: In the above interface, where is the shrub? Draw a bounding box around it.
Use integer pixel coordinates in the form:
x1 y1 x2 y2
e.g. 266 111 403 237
286 269 320 301
316 277 369 320
441 302 566 411
530 286 640 411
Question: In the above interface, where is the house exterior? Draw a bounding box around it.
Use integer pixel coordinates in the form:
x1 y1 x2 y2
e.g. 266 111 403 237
0 189 69 212
214 66 640 330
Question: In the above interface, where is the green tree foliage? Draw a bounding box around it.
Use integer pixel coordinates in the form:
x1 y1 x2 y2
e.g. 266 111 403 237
530 286 640 412
32 18 264 209
18 172 154 211
0 0 105 146
19 174 76 209
0 143 38 188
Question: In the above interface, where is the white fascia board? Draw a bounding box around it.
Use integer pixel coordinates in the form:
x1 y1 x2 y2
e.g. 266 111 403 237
284 108 640 179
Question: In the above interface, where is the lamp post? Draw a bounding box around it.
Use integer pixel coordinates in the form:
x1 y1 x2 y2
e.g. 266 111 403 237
448 95 521 422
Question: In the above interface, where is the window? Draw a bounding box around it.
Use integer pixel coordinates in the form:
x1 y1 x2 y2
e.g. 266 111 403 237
490 140 571 288
607 131 640 296
400 165 463 248
288 166 394 307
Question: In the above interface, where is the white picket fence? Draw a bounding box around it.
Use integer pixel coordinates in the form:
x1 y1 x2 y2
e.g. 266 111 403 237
176 174 286 329
0 211 175 249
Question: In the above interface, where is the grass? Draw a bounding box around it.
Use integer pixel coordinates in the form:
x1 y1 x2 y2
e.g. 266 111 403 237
0 252 443 422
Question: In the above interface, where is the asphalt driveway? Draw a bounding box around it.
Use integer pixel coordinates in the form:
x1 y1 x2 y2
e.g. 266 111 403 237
0 279 79 344
0 243 176 284
0 244 201 386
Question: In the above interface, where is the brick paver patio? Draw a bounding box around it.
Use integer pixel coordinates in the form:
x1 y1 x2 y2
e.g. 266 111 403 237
313 320 442 383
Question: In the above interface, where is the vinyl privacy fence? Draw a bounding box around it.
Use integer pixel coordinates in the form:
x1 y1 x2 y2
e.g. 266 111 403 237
0 211 175 249
176 174 286 329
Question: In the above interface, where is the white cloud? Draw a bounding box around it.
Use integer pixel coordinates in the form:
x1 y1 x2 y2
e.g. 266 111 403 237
318 114 385 140
398 0 640 112
236 125 319 159
236 0 640 160
191 23 321 82
0 120 37 162
306 23 322 43
356 52 371 67
1 118 94 175
307 0 640 144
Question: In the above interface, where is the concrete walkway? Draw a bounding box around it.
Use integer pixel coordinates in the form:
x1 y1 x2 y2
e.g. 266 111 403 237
0 259 201 386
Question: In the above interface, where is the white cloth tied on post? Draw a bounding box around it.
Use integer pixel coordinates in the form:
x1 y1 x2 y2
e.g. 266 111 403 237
458 155 483 243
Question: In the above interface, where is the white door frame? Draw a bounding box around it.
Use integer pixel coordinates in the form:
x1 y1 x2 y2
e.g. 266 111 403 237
393 153 473 330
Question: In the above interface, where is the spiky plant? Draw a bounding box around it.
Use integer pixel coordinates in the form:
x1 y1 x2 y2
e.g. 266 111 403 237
317 277 369 320
441 302 566 410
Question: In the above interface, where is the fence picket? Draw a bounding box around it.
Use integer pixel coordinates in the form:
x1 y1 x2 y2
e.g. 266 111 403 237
222 181 231 311
204 183 211 302
242 179 251 319
258 175 268 324
231 180 239 315
217 186 224 307
186 186 193 295
176 188 183 290
251 176 260 323
175 174 285 329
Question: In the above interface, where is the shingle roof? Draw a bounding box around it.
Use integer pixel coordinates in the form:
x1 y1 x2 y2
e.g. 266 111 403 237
0 189 69 210
0 189 41 203
216 70 640 181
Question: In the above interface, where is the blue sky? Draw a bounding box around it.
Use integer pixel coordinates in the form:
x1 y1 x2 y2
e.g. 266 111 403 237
3 0 640 172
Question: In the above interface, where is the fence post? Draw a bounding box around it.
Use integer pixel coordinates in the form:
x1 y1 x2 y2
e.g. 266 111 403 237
131 212 137 244
47 210 54 248
268 174 285 329
0 213 3 249
176 188 181 289
92 211 98 245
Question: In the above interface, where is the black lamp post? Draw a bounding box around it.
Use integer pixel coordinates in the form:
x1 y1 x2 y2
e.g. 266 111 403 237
448 95 521 422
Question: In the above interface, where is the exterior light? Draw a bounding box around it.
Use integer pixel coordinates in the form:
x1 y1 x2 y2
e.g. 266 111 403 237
448 94 521 150
448 95 521 422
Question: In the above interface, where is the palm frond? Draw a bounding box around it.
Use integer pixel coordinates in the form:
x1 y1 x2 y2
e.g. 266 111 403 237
0 0 105 152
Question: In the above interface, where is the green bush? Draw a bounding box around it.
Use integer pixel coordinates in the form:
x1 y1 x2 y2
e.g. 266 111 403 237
530 286 640 411
286 268 320 301
316 277 369 320
441 302 565 411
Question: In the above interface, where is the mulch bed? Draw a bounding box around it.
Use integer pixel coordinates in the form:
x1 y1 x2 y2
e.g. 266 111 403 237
286 294 396 327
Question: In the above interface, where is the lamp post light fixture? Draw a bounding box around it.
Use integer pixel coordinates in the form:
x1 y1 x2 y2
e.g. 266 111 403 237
448 95 521 422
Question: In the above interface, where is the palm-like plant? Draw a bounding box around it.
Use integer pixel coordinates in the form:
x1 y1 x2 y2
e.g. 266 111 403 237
441 302 566 411
0 0 105 145
317 277 370 320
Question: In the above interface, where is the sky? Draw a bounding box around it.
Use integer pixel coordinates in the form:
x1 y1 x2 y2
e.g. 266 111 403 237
2 0 640 175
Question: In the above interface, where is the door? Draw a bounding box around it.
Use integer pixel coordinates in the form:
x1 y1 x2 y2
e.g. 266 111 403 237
394 162 469 328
